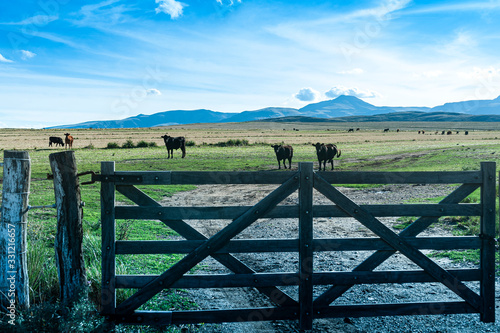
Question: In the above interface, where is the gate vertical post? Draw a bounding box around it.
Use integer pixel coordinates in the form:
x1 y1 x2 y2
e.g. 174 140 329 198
479 161 496 322
101 162 116 315
49 151 87 305
0 150 30 311
298 162 314 330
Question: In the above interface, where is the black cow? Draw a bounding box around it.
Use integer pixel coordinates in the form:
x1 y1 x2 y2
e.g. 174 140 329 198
48 136 64 147
161 135 186 158
312 142 341 171
271 144 293 169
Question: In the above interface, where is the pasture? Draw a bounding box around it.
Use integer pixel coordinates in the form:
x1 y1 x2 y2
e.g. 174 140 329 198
1 122 499 331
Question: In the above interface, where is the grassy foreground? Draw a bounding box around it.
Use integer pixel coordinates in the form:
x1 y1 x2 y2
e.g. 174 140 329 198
1 124 499 332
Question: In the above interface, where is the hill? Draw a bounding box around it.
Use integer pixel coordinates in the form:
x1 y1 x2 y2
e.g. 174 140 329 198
48 95 500 129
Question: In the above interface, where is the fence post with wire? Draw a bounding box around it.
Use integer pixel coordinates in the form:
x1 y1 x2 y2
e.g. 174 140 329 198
49 150 87 305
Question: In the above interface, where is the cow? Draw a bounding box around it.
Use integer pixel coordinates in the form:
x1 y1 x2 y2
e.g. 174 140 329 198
49 136 64 147
271 144 293 169
383 128 389 132
161 135 186 158
64 133 73 149
465 131 469 135
348 128 354 132
312 142 341 171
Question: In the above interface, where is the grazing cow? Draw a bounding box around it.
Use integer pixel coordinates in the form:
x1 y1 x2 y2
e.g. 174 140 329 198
312 142 341 171
447 130 452 135
348 128 354 132
64 133 73 149
49 136 64 147
465 131 469 135
161 135 186 158
271 144 293 169
383 128 389 132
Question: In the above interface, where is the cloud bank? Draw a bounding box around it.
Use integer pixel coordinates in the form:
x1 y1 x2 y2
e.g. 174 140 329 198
325 86 380 99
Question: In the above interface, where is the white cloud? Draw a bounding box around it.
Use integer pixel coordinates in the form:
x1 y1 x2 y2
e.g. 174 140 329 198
21 50 36 60
325 86 380 99
0 53 13 63
155 0 186 19
146 88 162 96
339 68 364 75
295 87 320 102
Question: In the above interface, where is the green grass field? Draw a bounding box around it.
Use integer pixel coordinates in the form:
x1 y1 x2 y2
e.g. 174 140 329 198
1 124 499 332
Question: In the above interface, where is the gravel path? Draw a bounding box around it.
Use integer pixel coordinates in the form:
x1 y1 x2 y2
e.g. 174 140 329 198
160 183 500 332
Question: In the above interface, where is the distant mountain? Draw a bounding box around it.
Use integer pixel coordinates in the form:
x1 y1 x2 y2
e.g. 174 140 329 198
297 95 430 118
259 111 500 123
48 95 500 129
431 95 500 115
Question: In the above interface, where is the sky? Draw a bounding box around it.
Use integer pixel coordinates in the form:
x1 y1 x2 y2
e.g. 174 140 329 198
2 0 500 128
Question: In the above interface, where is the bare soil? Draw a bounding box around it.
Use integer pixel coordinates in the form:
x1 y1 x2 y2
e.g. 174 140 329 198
160 183 500 332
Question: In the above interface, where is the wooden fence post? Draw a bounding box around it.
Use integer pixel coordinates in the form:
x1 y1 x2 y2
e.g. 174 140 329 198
49 151 87 304
299 162 314 330
0 150 31 314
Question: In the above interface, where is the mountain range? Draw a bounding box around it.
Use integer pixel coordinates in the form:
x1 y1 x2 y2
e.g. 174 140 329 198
49 95 500 129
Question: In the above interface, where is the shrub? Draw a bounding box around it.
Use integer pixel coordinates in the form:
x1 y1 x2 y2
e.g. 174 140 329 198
186 140 196 146
136 140 149 148
148 141 158 147
214 139 249 147
121 140 135 149
106 142 119 149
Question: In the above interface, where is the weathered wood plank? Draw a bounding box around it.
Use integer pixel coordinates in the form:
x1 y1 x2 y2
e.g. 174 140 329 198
314 183 480 306
100 162 116 315
313 174 482 311
115 236 480 254
104 171 295 185
479 161 496 322
110 301 477 325
318 171 482 184
116 185 297 307
115 203 481 220
115 173 300 314
315 302 478 319
116 269 480 289
100 170 483 185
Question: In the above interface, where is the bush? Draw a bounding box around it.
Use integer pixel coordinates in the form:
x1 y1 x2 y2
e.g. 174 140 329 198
186 140 196 147
136 140 149 148
106 142 119 149
148 141 158 147
121 140 135 149
214 139 249 147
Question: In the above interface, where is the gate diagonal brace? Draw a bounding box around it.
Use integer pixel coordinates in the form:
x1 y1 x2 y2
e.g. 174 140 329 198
115 172 300 314
313 173 482 312
116 185 297 307
315 182 480 306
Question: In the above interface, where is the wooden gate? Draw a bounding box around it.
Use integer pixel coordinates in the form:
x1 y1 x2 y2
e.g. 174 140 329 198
93 161 497 329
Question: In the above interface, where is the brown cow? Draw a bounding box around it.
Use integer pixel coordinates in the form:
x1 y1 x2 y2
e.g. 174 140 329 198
64 133 73 149
271 144 293 169
312 143 341 171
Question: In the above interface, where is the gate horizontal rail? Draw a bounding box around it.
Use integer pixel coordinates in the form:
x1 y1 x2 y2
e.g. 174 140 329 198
98 161 497 329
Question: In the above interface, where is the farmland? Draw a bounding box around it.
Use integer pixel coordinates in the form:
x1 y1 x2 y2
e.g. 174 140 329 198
1 122 500 332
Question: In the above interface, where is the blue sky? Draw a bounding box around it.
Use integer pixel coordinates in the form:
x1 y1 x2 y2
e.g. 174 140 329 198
1 0 500 128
